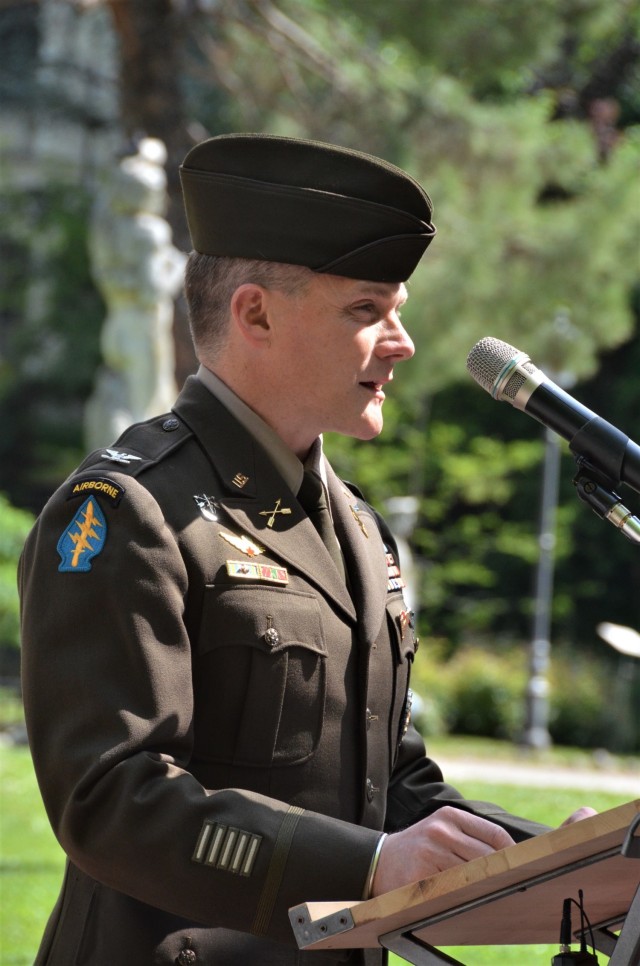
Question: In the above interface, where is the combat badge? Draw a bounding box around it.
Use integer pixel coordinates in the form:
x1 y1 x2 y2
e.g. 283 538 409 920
57 497 107 572
194 494 219 522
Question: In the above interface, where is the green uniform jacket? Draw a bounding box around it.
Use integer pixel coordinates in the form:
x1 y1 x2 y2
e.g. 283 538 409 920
19 377 547 965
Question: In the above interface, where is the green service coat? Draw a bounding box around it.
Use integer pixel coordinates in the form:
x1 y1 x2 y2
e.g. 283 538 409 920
19 377 546 965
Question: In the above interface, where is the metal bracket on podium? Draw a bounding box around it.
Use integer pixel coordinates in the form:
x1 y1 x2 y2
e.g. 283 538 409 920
578 813 640 966
379 932 466 965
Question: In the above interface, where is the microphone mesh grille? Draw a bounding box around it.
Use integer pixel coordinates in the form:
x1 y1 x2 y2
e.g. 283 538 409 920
502 371 527 399
466 337 520 393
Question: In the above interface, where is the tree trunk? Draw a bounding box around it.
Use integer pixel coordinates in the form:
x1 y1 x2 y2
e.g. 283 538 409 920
106 0 197 383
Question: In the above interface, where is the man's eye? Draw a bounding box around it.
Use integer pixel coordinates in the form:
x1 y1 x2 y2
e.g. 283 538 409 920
354 303 377 317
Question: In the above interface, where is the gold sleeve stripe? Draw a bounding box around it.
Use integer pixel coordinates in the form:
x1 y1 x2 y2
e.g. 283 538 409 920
192 821 262 877
251 805 305 937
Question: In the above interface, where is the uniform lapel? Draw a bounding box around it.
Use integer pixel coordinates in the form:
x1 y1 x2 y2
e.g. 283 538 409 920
325 464 389 644
174 378 356 622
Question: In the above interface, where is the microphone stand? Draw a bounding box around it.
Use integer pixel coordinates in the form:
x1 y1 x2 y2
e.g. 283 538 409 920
567 408 640 543
573 461 640 545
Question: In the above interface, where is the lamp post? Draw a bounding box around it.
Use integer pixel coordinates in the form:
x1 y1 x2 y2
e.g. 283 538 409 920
520 313 579 751
521 426 561 750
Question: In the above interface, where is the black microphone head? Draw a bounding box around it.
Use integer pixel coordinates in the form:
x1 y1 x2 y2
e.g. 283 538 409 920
466 337 522 393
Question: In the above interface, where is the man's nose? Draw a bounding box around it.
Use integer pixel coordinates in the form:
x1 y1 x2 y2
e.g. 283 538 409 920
378 315 415 361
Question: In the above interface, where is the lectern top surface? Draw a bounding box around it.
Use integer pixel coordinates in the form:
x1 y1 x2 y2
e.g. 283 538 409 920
290 799 640 950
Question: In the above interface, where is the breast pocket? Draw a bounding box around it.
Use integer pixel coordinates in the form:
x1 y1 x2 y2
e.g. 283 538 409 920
193 584 327 767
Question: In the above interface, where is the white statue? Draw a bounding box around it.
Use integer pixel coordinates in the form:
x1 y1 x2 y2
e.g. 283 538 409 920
85 138 186 448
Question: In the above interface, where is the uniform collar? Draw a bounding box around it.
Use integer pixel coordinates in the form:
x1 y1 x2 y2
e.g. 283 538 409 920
197 364 328 496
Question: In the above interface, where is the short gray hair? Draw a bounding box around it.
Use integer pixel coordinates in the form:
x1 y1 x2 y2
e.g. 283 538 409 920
184 253 313 358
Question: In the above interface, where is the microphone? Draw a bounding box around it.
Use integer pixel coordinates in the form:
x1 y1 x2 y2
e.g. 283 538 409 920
466 337 640 496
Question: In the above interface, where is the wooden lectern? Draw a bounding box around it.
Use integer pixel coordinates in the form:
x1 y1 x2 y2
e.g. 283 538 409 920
290 799 640 965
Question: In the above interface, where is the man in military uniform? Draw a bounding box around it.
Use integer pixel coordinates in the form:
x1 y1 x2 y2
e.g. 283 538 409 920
19 135 593 965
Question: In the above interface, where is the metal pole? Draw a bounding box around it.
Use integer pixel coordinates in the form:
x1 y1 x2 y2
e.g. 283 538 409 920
522 427 561 749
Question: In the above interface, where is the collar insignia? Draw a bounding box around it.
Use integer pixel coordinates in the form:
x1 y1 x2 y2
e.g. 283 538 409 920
101 449 142 465
232 472 250 488
258 499 292 528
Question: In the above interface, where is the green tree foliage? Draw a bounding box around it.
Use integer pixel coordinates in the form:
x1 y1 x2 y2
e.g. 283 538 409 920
0 495 34 656
0 186 104 509
2 0 638 678
188 0 639 389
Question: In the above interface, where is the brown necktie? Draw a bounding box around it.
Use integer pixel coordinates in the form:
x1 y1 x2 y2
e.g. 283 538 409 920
297 471 345 579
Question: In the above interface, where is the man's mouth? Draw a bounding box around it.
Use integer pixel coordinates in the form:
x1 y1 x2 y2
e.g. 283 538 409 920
360 381 385 396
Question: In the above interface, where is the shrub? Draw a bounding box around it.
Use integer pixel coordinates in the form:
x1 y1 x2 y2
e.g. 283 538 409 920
411 639 638 753
548 650 637 753
442 647 526 740
411 642 526 741
0 494 34 653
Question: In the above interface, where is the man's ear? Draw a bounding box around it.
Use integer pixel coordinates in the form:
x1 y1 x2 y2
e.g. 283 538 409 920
230 284 271 346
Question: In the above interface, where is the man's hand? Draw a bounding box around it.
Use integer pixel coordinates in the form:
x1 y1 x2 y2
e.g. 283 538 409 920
559 806 598 826
371 807 515 897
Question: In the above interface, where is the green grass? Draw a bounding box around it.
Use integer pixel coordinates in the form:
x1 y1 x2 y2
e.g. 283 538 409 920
0 742 634 966
1 745 66 966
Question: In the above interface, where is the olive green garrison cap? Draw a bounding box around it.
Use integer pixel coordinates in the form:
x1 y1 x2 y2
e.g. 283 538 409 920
179 133 436 282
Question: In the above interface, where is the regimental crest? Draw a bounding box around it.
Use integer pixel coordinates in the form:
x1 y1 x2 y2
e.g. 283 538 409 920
57 497 107 572
398 608 414 638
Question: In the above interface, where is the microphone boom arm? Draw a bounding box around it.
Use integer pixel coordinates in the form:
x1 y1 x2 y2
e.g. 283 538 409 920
573 462 640 544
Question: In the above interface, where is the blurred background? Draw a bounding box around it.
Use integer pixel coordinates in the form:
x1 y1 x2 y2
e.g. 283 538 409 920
1 0 639 757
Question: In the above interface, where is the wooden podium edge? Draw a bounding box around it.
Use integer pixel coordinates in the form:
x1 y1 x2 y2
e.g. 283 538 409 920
290 798 640 951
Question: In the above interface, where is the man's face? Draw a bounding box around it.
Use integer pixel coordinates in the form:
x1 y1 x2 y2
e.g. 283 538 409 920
265 273 414 455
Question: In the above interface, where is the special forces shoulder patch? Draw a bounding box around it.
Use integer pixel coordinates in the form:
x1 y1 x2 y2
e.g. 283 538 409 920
57 497 107 572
